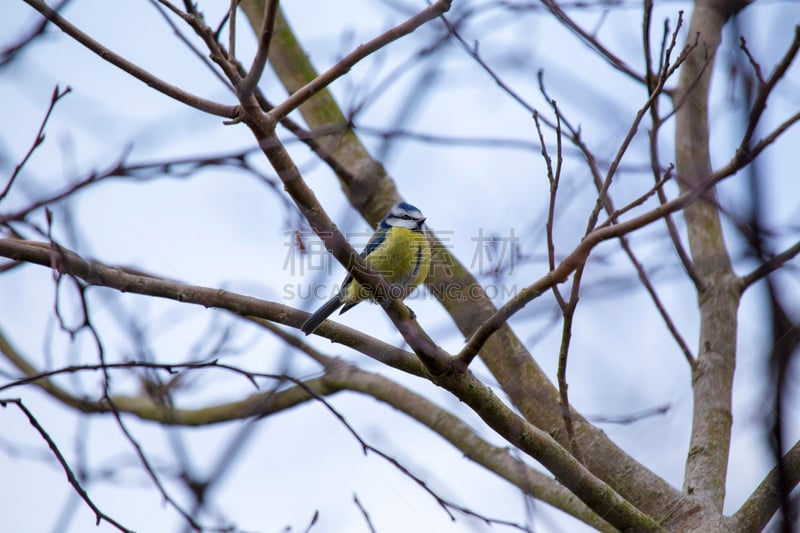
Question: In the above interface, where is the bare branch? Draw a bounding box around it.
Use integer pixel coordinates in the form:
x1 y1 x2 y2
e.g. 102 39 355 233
0 318 615 531
0 238 423 374
291 368 533 531
455 170 720 367
738 37 765 85
645 10 702 287
740 25 800 151
0 236 664 530
741 240 800 290
353 494 377 533
642 0 656 92
533 107 567 310
227 0 237 60
1 85 70 203
146 0 234 91
238 0 279 99
0 0 73 66
21 0 237 118
588 404 671 425
0 359 341 427
440 13 536 115
584 35 684 236
266 0 452 122
556 262 585 461
0 145 295 226
714 110 800 183
540 52 696 370
540 0 647 87
0 398 133 533
731 441 800 532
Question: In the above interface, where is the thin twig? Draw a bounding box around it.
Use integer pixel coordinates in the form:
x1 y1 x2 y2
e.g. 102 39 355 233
740 25 800 149
588 403 671 425
0 145 294 225
642 0 656 93
353 494 377 533
47 218 210 531
543 15 696 367
0 0 73 66
284 373 533 532
21 0 236 118
645 11 702 288
238 0 280 98
266 0 452 122
455 168 732 367
0 398 134 533
457 49 695 368
741 239 800 290
534 108 567 311
556 262 585 461
302 511 320 533
146 0 234 91
738 37 765 85
1 85 71 203
440 13 536 115
583 38 685 236
714 110 800 184
228 0 237 60
0 238 423 375
540 0 647 87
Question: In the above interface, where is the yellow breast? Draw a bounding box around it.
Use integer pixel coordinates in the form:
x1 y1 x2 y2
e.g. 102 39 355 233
342 226 430 305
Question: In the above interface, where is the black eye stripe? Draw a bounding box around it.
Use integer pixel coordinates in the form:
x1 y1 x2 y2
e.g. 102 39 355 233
387 210 423 225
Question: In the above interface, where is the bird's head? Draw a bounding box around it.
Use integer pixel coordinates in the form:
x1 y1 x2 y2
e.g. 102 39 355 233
382 202 426 231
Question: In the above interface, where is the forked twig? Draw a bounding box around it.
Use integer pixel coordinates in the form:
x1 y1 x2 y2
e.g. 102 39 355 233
1 86 71 203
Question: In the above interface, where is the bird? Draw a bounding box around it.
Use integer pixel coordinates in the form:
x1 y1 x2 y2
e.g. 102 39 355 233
300 202 431 335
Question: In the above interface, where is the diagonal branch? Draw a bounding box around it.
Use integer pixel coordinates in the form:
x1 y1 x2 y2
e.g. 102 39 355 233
455 170 730 368
0 0 72 66
0 398 133 533
255 321 614 530
265 0 452 122
739 25 800 151
237 0 279 99
740 238 800 290
0 238 662 531
0 238 423 374
239 4 696 524
1 85 71 203
729 440 800 532
540 0 647 88
21 0 237 118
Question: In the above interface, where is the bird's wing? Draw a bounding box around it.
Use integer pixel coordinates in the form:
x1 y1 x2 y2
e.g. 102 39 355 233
361 226 388 258
338 226 388 291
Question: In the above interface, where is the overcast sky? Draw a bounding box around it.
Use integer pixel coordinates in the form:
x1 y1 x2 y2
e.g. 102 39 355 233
1 1 799 532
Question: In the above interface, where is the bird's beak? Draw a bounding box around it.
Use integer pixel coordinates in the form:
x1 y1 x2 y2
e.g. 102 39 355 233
420 217 427 223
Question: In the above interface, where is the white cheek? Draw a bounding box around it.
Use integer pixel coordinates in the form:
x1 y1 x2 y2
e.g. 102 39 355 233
386 216 417 229
398 220 418 230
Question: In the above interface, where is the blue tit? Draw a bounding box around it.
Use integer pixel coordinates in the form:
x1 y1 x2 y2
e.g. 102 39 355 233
301 202 431 335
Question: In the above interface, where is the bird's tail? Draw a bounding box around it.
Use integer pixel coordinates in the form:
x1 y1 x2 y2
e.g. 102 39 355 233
301 296 343 335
